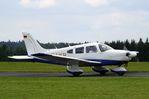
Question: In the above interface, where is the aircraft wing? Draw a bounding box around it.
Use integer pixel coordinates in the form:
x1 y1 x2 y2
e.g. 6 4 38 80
32 53 101 66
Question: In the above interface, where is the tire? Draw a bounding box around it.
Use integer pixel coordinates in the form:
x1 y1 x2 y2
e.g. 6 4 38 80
99 71 107 75
72 73 80 77
117 72 125 76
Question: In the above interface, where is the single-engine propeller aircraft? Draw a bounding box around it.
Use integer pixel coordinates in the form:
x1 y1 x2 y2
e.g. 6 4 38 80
9 33 139 76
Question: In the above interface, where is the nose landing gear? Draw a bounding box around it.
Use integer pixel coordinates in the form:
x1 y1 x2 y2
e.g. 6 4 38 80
111 67 127 76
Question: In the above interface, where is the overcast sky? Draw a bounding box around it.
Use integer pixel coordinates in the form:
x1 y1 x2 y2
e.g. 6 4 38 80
0 0 149 43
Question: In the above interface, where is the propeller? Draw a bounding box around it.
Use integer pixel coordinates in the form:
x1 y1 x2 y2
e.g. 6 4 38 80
123 45 139 59
134 55 140 62
123 45 139 68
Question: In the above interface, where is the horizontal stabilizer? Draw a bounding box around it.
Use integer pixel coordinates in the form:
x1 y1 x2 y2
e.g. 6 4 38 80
8 56 33 60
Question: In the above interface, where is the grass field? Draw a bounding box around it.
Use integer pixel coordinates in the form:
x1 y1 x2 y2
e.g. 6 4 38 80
0 62 149 72
0 77 149 99
0 62 66 72
0 62 149 99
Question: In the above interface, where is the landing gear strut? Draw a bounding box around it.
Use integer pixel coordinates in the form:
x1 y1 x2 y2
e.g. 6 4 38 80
92 66 109 75
66 61 83 77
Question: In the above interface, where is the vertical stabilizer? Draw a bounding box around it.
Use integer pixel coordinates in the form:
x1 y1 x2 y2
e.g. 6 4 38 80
22 32 47 55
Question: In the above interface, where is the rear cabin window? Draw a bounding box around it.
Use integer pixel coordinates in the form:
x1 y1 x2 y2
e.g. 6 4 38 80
67 49 73 54
86 46 98 53
75 47 84 54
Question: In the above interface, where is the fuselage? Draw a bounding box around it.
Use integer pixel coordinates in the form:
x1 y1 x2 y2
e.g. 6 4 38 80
42 42 138 66
9 33 139 76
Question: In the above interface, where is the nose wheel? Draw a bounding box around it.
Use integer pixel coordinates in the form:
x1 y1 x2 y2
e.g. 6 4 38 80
111 67 127 76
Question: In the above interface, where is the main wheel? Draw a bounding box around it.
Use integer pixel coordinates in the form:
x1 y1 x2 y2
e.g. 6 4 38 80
116 72 125 76
72 73 80 77
92 67 109 76
99 70 108 75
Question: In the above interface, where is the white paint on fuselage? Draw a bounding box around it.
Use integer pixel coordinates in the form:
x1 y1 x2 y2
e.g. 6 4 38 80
44 42 133 62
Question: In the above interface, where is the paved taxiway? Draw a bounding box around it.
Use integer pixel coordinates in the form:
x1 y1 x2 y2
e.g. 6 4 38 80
0 72 149 77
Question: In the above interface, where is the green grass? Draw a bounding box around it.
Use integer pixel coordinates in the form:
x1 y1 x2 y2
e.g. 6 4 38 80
0 77 149 99
0 62 66 72
0 62 149 72
127 62 149 71
0 62 149 99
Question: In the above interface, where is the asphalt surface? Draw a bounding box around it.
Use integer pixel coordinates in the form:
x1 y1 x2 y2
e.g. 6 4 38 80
0 72 149 77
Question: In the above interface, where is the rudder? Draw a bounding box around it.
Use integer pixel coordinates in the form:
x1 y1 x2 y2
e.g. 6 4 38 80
22 32 47 56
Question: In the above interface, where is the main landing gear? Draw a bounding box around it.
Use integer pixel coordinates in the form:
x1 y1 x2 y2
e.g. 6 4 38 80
92 66 127 76
66 61 83 77
92 66 109 75
66 60 127 76
66 65 83 77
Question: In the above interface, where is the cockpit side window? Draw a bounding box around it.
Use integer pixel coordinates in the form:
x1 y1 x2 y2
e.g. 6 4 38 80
75 47 84 54
98 44 112 52
86 46 98 53
67 49 73 54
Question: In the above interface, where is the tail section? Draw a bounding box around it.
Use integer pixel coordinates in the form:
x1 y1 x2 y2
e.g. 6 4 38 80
23 32 47 56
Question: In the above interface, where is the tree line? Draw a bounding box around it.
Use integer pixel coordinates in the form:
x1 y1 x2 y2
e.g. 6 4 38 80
0 38 149 61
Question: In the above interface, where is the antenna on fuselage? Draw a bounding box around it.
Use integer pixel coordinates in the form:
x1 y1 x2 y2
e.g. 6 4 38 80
53 44 57 49
123 46 128 50
67 43 71 47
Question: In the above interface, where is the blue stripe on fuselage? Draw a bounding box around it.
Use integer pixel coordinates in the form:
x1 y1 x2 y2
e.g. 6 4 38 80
32 57 127 66
87 59 128 66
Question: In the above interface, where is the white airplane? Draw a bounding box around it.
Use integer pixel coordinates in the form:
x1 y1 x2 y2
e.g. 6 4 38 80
9 33 139 76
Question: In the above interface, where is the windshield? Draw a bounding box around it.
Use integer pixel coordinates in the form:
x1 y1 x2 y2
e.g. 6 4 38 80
98 44 113 52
